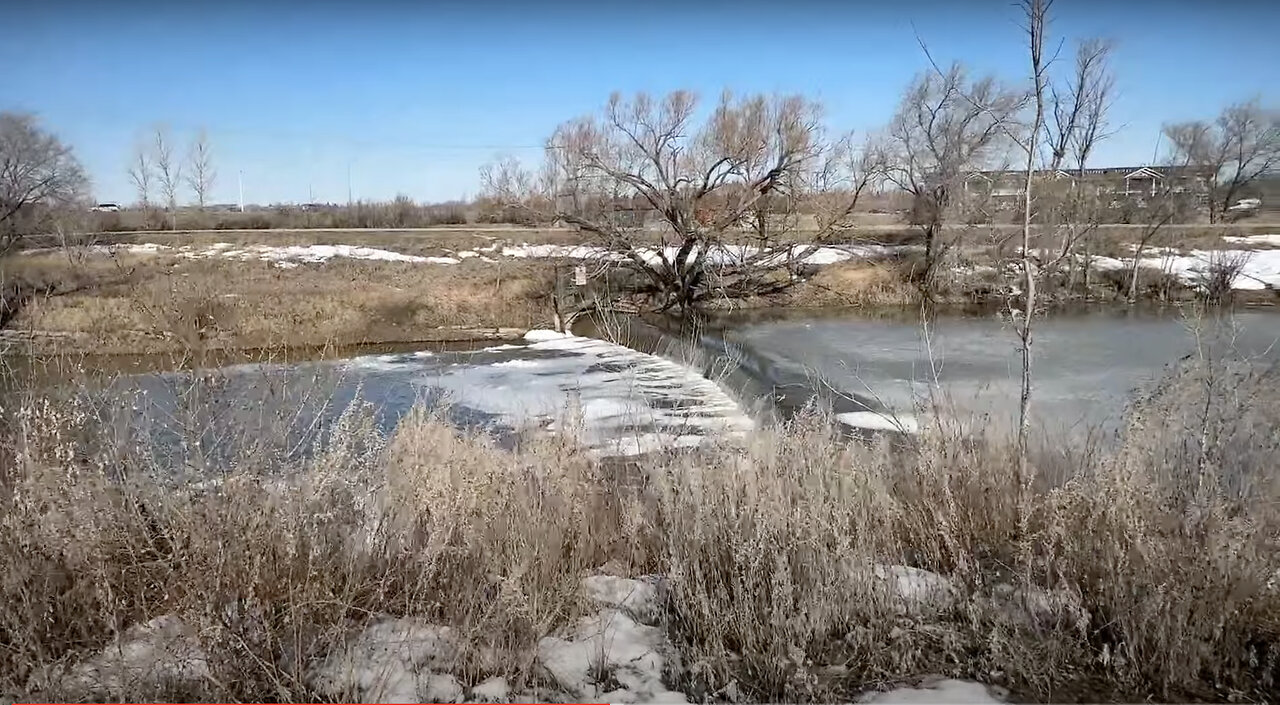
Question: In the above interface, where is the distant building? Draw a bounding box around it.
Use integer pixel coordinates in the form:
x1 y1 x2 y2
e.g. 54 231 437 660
964 166 1213 204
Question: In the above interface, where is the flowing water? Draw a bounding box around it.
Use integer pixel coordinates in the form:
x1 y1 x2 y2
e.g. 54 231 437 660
12 306 1279 469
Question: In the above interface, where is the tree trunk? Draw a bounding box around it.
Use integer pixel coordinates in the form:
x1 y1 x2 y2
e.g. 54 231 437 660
922 222 939 299
1127 249 1141 302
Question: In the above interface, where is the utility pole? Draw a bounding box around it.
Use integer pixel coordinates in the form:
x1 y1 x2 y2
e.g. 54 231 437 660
238 170 245 212
346 162 353 206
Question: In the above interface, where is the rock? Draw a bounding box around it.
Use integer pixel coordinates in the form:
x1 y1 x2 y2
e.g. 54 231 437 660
537 608 686 703
861 678 1004 703
55 615 209 699
870 564 959 616
581 575 662 625
311 618 461 702
470 675 511 702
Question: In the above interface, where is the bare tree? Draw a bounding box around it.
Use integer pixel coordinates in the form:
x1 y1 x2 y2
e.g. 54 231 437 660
0 112 88 254
1045 38 1116 173
1127 189 1194 302
128 142 153 208
1014 0 1051 483
1164 99 1280 223
186 129 215 209
153 126 182 228
483 91 881 313
882 64 1024 297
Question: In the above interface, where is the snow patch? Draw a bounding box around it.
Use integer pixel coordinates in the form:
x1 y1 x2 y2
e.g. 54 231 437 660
500 242 904 269
523 329 572 342
582 575 662 626
537 609 686 703
311 619 461 703
1085 249 1280 290
837 411 920 434
862 679 1004 704
1223 234 1280 247
54 615 210 698
868 564 959 616
20 243 174 257
471 676 511 702
160 243 458 267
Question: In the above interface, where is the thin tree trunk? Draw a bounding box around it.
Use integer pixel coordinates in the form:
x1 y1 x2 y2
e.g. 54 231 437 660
1017 0 1047 480
1128 249 1141 302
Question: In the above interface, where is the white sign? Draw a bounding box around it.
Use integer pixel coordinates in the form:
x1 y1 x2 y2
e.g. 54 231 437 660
573 265 588 286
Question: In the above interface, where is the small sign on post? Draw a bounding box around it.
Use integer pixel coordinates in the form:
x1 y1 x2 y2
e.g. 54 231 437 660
573 265 588 287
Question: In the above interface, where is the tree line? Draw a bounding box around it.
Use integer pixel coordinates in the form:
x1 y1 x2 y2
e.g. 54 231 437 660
1 51 1276 258
480 28 1277 308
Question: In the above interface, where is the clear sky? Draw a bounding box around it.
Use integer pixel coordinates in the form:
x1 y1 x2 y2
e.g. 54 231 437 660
3 0 1276 206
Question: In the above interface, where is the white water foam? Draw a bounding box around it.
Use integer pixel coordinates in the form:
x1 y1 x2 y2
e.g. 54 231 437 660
344 330 754 457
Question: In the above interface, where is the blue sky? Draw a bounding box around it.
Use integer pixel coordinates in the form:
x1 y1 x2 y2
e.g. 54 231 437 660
3 0 1276 205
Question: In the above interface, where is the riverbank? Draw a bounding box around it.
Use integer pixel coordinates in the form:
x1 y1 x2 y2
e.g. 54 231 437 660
3 226 1279 357
1 342 1276 703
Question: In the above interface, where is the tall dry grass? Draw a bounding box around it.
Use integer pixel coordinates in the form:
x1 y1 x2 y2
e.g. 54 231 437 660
4 252 557 354
0 342 1277 702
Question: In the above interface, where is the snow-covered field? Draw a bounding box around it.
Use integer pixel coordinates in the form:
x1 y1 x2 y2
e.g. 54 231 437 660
345 330 755 457
22 239 908 270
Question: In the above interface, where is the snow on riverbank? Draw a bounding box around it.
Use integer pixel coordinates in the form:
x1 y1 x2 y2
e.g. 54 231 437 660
1089 247 1280 290
347 330 755 457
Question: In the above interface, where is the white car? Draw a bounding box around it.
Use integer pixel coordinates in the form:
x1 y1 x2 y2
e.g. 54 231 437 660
1227 198 1262 212
91 203 121 212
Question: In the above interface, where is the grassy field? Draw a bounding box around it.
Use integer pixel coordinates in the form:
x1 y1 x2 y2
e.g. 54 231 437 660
3 245 557 355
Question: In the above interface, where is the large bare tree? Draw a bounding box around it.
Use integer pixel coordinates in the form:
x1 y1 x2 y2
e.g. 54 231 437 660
152 126 183 227
882 64 1025 296
0 112 88 254
1164 99 1279 223
186 129 215 209
483 91 881 313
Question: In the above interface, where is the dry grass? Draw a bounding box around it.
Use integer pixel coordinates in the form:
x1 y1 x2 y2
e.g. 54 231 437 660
5 223 1278 356
1 338 1277 703
3 250 556 354
778 261 920 308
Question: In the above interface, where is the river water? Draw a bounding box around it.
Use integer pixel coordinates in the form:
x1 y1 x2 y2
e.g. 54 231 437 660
714 306 1280 437
18 306 1279 468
